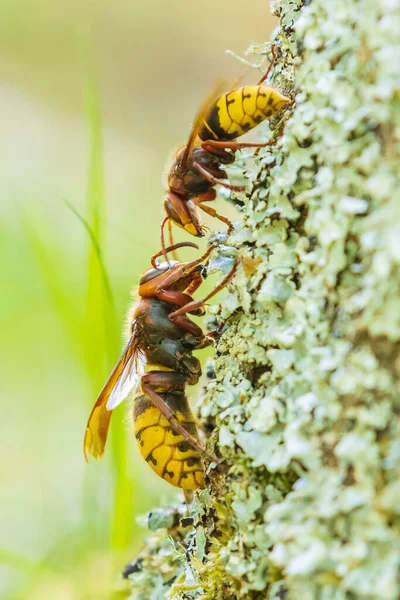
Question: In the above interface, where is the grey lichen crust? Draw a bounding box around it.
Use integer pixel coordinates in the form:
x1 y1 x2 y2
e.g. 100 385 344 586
128 0 400 598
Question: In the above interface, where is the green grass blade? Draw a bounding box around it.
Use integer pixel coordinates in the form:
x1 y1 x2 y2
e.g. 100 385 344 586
63 198 114 307
81 36 134 552
0 548 38 573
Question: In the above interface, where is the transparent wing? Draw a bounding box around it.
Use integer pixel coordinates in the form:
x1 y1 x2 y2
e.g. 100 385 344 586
106 348 146 410
83 323 146 461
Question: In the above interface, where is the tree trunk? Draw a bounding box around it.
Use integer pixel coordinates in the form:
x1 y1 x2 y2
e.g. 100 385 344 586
127 1 400 598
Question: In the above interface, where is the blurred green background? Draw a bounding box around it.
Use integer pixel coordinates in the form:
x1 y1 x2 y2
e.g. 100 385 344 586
0 1 275 598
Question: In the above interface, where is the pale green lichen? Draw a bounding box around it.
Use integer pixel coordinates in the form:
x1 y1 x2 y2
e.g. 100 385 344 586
128 0 400 598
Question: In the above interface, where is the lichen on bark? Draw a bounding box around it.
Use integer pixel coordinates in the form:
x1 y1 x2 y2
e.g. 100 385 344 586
127 0 400 598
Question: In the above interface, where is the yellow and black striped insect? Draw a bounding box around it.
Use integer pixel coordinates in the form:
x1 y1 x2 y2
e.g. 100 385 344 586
161 49 290 253
84 243 237 490
198 66 289 141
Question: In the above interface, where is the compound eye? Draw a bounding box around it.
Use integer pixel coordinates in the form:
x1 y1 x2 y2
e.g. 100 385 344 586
201 266 208 279
164 199 183 227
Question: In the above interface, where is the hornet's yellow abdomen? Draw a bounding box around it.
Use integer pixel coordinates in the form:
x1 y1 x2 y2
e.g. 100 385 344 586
200 85 290 142
133 393 205 490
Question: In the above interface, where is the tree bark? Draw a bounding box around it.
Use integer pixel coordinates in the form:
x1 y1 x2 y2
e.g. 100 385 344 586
127 1 400 598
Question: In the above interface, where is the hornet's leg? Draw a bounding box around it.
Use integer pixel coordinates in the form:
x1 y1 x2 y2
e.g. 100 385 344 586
194 189 233 233
155 290 206 338
192 160 246 192
156 294 214 348
169 258 239 319
156 289 205 317
185 273 204 296
156 286 213 346
257 43 277 85
202 139 276 155
140 371 218 463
